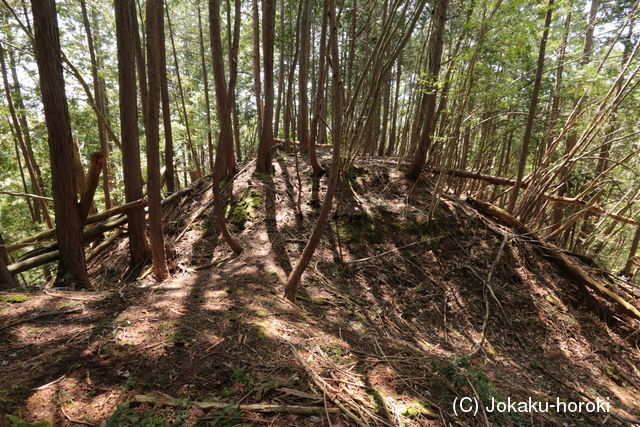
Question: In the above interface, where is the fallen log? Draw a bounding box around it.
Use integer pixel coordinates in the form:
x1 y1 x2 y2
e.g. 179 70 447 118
7 187 192 273
429 167 640 227
86 228 124 262
467 197 640 321
9 215 128 274
4 199 147 252
133 394 339 415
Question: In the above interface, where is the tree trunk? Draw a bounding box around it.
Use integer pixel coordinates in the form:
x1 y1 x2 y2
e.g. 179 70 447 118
256 0 276 173
115 0 149 271
165 3 203 179
80 0 111 210
307 0 327 177
623 226 640 277
406 0 449 180
0 234 16 289
145 0 170 281
0 42 53 229
507 0 553 213
31 0 89 288
299 0 323 174
251 0 263 132
161 0 176 193
197 0 214 173
285 0 342 301
208 0 243 254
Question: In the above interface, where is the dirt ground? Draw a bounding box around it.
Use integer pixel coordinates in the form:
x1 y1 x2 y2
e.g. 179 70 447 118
1 155 640 426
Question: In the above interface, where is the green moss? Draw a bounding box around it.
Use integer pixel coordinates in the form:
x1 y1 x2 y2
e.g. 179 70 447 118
400 401 434 419
225 189 262 229
4 414 51 427
337 212 382 244
0 295 30 303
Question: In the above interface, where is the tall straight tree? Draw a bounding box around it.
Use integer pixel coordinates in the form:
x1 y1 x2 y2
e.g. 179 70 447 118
406 0 449 180
115 0 149 270
161 0 176 193
507 0 554 213
31 0 88 288
256 0 275 172
145 0 170 281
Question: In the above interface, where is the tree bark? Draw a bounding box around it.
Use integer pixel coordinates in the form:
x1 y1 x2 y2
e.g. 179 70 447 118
256 0 276 173
251 0 263 132
31 0 89 288
160 0 176 193
115 0 149 270
406 0 449 180
145 0 170 281
208 0 243 254
285 0 342 301
623 226 640 277
0 234 16 289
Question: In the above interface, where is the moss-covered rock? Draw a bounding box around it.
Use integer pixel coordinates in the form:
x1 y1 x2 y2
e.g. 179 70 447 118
225 189 262 229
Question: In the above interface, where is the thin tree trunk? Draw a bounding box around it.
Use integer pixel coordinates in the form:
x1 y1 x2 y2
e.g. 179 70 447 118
0 42 53 229
285 0 342 301
146 0 170 281
165 3 203 179
31 0 89 288
507 0 554 213
115 0 149 271
197 0 214 173
299 0 328 177
161 0 176 193
80 0 111 210
623 226 640 276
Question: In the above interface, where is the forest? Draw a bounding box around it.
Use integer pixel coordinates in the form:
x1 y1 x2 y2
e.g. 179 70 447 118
0 0 640 425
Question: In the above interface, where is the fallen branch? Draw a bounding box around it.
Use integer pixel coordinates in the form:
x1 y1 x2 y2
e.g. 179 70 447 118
429 168 640 227
0 190 53 202
468 197 640 320
132 394 338 415
86 228 124 262
289 343 366 426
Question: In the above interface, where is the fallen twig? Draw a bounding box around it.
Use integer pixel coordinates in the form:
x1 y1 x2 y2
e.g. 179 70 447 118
132 394 338 415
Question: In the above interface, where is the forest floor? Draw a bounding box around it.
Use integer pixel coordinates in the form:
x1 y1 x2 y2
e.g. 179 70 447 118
1 153 640 426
